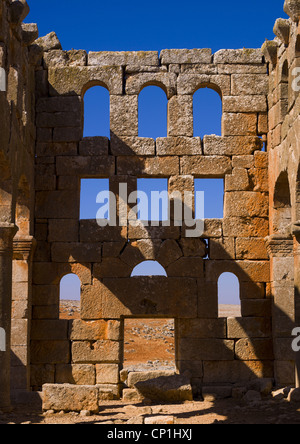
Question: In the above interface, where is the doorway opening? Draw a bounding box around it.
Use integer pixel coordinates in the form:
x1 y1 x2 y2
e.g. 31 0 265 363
123 318 176 372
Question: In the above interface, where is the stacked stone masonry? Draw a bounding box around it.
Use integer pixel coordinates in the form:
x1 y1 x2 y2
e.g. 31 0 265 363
0 0 299 409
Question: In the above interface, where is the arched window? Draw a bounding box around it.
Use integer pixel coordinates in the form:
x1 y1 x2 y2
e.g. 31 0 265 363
131 261 167 277
218 272 241 318
273 171 291 234
193 87 222 138
83 86 110 138
59 274 81 319
138 86 168 139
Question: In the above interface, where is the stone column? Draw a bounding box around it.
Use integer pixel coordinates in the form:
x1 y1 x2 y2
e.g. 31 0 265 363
11 235 36 399
0 223 18 411
292 222 300 387
266 234 295 386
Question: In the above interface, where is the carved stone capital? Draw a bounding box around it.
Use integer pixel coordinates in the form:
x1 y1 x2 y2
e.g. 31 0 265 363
0 224 18 252
13 235 36 261
265 234 294 257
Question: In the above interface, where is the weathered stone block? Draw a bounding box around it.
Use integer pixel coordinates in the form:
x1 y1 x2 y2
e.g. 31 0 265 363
79 137 109 156
225 168 250 191
209 237 235 259
167 257 204 277
236 238 269 260
51 242 102 263
69 320 109 341
177 73 230 96
156 239 183 267
126 72 177 98
37 96 82 114
231 74 269 96
117 156 179 176
227 317 272 338
56 155 115 176
223 217 269 238
203 135 262 156
80 220 127 243
157 137 201 155
135 374 193 402
167 96 193 136
222 113 257 136
178 318 227 339
48 66 123 96
56 364 96 385
93 259 131 278
235 338 274 360
96 364 120 384
88 51 159 67
179 338 234 361
214 49 263 64
35 190 80 219
181 155 232 176
42 384 99 413
48 219 79 242
223 95 267 112
203 360 273 384
31 341 70 364
224 191 269 218
160 48 212 64
179 238 207 257
31 320 69 341
241 299 272 317
110 135 155 156
110 95 138 137
72 340 121 363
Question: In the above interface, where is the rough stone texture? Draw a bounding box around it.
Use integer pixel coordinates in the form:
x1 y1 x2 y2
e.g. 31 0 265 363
42 384 99 412
0 0 299 413
134 373 193 402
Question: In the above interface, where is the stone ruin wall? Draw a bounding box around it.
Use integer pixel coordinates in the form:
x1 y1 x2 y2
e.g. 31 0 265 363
262 4 300 387
0 0 299 408
0 0 38 408
30 38 272 399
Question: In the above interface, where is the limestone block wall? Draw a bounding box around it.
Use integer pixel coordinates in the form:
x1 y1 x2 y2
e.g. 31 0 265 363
262 0 300 385
29 37 274 396
0 0 38 406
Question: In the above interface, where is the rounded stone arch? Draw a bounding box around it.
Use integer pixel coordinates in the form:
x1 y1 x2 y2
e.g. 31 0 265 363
273 170 292 234
139 81 169 99
281 59 289 83
193 84 223 137
82 83 110 138
217 271 241 318
138 84 168 138
193 82 223 100
81 80 110 98
131 260 168 277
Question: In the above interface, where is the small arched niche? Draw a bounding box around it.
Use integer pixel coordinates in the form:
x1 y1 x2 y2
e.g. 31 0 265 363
131 260 167 277
59 273 81 319
273 171 292 234
193 87 222 138
218 272 241 318
138 85 168 139
83 85 110 138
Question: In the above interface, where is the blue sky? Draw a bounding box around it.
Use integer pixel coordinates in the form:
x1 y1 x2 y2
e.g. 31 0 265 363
25 0 288 53
27 0 286 304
